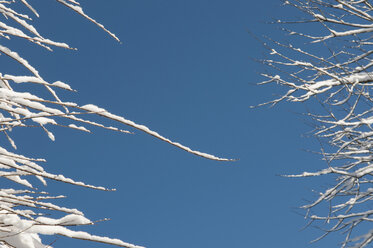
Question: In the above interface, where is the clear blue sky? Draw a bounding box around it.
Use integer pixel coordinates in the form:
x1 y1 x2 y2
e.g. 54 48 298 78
8 0 341 247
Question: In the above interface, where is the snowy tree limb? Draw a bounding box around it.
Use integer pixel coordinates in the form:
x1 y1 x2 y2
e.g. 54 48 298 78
0 1 232 248
261 0 373 247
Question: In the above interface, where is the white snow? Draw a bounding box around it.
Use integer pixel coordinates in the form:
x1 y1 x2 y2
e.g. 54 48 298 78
0 2 232 248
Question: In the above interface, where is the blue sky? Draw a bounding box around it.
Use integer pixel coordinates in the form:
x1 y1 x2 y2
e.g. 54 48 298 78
6 0 342 247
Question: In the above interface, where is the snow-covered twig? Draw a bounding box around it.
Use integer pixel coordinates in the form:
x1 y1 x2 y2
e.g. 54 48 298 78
260 0 373 247
0 1 231 248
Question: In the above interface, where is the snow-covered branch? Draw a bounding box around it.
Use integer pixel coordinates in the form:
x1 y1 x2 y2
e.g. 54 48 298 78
261 0 373 247
0 1 231 248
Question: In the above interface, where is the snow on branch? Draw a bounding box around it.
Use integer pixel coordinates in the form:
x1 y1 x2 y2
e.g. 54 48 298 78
0 1 231 248
260 0 373 247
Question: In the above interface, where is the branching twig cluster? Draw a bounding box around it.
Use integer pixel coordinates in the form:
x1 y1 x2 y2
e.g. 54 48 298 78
262 0 373 247
0 1 230 248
